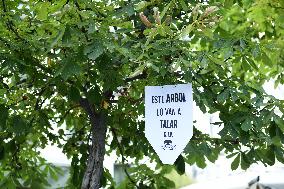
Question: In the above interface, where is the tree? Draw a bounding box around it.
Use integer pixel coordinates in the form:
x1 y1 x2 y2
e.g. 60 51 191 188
0 0 284 188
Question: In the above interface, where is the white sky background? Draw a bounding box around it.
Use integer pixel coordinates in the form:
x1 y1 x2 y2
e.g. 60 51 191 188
263 80 284 100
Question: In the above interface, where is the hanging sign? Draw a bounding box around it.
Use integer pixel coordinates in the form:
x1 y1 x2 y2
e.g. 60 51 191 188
145 84 193 164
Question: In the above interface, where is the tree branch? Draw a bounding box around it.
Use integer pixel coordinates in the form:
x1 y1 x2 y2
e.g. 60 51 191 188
124 70 147 83
124 70 184 83
110 127 139 187
1 0 23 40
79 98 97 118
56 105 80 124
74 1 90 42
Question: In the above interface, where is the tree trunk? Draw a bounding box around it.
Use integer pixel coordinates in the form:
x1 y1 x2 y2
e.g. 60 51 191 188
80 99 107 189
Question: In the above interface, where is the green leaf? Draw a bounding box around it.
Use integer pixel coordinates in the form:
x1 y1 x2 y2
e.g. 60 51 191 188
129 64 145 78
115 5 135 17
62 26 72 45
0 178 16 189
224 0 234 8
84 41 104 60
261 52 273 67
46 29 65 54
49 166 59 181
231 154 240 170
219 21 230 31
160 1 173 20
208 55 225 66
68 86 81 102
11 116 28 135
200 142 212 157
226 152 239 159
241 118 252 131
196 155 206 168
240 39 246 49
0 89 5 97
179 0 188 11
31 181 44 189
174 155 185 175
252 45 260 58
217 89 229 103
265 147 275 166
241 153 250 170
241 57 251 71
35 2 50 20
179 24 194 38
124 6 135 17
275 147 284 164
271 136 282 147
274 115 284 133
135 1 150 11
224 48 234 60
207 148 219 163
57 60 82 80
87 87 101 104
39 111 51 128
244 57 258 70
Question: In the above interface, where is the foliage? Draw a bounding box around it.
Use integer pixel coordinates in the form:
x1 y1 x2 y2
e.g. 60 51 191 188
0 0 284 188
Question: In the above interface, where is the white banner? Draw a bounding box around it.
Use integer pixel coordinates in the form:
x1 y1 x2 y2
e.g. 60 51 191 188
145 84 193 164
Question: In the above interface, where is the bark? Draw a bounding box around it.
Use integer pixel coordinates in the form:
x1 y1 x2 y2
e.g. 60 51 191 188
80 98 107 189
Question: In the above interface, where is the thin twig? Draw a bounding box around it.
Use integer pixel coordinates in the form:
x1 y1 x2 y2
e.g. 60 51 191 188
124 70 147 83
74 1 90 42
35 87 48 111
56 105 80 123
